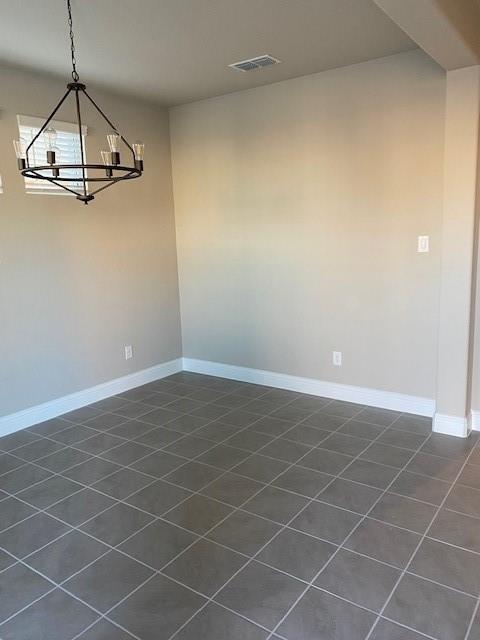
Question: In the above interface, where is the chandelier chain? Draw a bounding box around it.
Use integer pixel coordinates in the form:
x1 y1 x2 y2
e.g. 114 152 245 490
67 0 79 82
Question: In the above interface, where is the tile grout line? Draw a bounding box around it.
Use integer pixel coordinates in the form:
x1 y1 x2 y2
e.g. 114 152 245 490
5 430 460 636
0 390 372 546
1 381 252 453
0 378 442 639
364 437 480 640
464 597 480 640
72 403 374 640
59 372 302 640
0 389 295 517
0 387 350 634
264 414 432 640
0 410 431 542
0 415 269 567
462 438 480 640
4 465 477 615
0 401 441 483
106 406 373 635
0 382 319 488
0 433 436 522
57 388 333 640
164 407 406 640
0 427 384 558
1 379 434 472
1 409 452 497
3 412 479 579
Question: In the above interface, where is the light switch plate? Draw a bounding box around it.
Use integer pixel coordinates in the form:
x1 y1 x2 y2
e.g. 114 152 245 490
417 235 429 253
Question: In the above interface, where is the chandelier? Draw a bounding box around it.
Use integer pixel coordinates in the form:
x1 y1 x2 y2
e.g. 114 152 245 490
13 0 144 204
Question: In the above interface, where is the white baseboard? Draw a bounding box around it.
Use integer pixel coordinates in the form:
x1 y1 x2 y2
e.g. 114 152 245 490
433 413 470 438
182 358 435 417
0 358 183 437
6 356 463 439
471 410 480 432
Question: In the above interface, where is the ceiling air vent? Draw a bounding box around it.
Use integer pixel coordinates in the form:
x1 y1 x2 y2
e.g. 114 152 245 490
229 55 281 72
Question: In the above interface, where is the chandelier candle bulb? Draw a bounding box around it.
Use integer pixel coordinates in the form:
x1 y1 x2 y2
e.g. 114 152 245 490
44 128 60 177
107 133 121 165
101 150 114 177
133 141 145 171
44 127 57 154
13 139 26 170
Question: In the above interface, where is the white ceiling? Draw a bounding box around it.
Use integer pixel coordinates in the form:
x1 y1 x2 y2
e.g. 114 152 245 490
0 0 416 106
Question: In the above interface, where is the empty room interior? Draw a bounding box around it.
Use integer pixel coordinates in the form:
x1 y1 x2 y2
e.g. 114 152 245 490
2 1 480 639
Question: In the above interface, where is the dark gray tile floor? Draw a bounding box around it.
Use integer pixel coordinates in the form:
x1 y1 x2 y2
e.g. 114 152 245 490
1 371 480 640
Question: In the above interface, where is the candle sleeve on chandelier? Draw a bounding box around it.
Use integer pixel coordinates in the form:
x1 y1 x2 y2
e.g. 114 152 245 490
13 139 27 169
133 141 144 171
44 128 59 176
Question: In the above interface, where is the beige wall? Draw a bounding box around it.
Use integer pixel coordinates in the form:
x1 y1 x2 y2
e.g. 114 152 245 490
170 50 446 399
5 50 473 422
0 65 182 416
472 206 480 413
435 66 480 420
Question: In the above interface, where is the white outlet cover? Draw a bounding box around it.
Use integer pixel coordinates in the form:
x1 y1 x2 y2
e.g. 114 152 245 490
333 351 342 366
124 345 133 360
417 235 429 253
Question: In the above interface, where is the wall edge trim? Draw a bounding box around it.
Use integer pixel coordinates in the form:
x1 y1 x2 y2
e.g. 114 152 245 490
471 410 480 432
182 358 435 417
433 412 470 438
0 358 183 437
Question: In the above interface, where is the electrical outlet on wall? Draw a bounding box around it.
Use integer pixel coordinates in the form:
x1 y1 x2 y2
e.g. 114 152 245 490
124 345 133 360
333 351 342 366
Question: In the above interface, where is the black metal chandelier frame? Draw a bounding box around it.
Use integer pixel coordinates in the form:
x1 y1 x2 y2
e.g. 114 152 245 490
17 0 143 204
